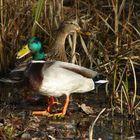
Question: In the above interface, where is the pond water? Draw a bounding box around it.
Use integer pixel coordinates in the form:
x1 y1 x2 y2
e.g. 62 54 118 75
0 83 140 140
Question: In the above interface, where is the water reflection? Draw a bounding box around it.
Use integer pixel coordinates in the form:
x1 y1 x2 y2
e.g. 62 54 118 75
93 117 138 140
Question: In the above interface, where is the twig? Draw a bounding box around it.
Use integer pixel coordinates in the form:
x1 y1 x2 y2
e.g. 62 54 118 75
89 108 106 140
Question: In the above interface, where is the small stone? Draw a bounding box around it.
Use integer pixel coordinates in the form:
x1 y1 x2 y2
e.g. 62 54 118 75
21 132 31 140
0 123 3 127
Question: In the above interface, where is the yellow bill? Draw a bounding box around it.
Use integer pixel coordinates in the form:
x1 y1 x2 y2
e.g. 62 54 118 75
78 31 91 36
16 45 31 59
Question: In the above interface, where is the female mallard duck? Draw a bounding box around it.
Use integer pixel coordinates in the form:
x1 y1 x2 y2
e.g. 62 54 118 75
47 21 80 62
17 37 108 117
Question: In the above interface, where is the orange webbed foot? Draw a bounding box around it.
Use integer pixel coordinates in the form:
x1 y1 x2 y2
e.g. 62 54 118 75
48 112 65 118
32 110 50 116
32 95 69 118
32 111 65 118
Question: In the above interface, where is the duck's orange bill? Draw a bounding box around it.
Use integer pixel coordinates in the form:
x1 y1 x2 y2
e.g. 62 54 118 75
16 44 31 59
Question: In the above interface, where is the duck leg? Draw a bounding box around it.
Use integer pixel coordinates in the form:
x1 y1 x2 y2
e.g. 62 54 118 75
48 95 70 117
32 96 54 116
32 95 70 117
47 96 59 113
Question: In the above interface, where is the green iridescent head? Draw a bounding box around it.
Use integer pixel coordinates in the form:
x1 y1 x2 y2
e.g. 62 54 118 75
17 37 45 60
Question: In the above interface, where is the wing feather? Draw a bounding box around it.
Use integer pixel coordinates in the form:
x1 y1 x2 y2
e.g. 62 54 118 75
57 61 98 78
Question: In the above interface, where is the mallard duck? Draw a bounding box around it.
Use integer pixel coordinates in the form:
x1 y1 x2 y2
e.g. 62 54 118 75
0 21 81 106
16 37 108 117
47 21 81 62
19 21 81 106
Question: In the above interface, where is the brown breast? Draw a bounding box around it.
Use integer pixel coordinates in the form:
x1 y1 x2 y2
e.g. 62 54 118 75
25 62 44 91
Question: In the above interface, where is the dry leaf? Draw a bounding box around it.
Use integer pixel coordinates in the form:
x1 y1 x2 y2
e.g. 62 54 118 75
80 104 94 114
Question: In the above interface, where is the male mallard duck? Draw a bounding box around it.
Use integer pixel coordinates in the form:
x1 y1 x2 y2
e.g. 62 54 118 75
0 21 81 105
18 21 80 106
17 37 108 117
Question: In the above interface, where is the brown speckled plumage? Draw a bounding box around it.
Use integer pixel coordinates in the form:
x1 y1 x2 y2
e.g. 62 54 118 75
47 21 80 62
